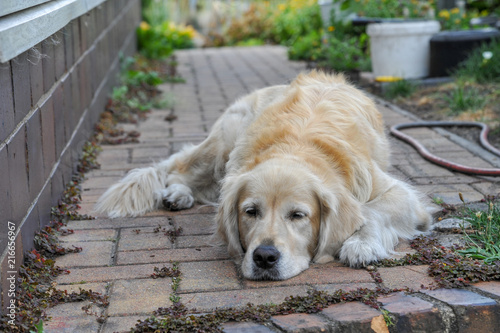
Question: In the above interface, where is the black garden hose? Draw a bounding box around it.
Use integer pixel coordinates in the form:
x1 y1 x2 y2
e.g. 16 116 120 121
390 121 500 176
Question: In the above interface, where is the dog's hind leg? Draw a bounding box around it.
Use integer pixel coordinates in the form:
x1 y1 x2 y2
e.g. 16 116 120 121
94 133 230 218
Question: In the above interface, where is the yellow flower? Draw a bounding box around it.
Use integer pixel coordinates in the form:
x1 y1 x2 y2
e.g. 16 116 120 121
439 10 450 20
328 26 335 32
278 4 286 11
139 21 150 31
450 7 460 15
455 18 461 25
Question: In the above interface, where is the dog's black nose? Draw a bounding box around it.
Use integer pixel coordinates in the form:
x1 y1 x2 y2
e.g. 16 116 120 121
253 245 280 269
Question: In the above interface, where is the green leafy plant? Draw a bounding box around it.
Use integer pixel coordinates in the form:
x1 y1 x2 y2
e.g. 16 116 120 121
288 30 323 61
381 309 394 327
454 38 500 84
459 201 500 264
432 196 444 205
437 7 490 31
384 79 417 100
323 35 371 72
137 21 195 59
377 236 500 288
340 0 434 19
444 84 487 114
141 0 170 26
270 0 323 46
224 3 273 46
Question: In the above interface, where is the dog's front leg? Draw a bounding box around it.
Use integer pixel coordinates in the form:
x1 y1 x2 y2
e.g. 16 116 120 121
339 177 431 268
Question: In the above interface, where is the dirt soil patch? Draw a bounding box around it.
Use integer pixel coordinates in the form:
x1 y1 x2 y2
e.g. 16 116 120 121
386 82 500 149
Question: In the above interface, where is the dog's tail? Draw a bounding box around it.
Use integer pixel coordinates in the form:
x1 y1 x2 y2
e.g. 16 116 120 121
94 166 167 218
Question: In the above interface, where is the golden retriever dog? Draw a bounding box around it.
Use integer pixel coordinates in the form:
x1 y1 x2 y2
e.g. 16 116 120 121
96 71 431 280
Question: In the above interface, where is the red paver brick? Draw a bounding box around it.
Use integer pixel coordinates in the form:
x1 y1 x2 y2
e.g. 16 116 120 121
117 246 229 265
271 313 330 333
56 264 160 284
54 241 114 268
102 315 150 333
244 262 372 289
321 301 388 333
377 266 434 290
81 176 123 189
67 216 172 230
178 260 240 292
78 202 107 217
413 185 484 204
379 292 444 332
422 288 497 306
473 281 500 297
180 285 309 311
223 321 275 333
314 283 378 294
131 147 170 163
58 229 117 243
55 282 108 295
174 213 216 235
422 288 500 332
44 302 101 332
175 234 213 248
118 229 173 251
143 204 217 217
107 279 173 315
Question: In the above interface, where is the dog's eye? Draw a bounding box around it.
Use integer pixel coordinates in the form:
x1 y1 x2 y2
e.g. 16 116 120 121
290 211 307 220
244 207 258 217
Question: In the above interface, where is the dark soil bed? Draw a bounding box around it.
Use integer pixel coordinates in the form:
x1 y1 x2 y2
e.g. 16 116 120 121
378 83 500 149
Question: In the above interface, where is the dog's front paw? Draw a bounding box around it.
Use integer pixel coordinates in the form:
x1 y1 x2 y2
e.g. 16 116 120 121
159 184 194 211
339 236 388 268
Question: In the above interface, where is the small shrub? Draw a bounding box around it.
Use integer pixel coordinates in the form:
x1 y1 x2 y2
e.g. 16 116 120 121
137 21 195 59
444 84 487 114
288 30 323 61
225 3 272 45
341 0 434 19
324 35 371 72
454 38 500 84
269 0 323 46
384 79 417 100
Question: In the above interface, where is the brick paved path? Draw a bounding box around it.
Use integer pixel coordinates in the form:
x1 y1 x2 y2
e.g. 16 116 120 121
46 46 500 332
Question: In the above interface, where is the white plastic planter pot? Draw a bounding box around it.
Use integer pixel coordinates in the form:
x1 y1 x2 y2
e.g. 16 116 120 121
367 20 441 79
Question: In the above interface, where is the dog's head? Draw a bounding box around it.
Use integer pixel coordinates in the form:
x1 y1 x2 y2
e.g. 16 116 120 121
215 158 364 280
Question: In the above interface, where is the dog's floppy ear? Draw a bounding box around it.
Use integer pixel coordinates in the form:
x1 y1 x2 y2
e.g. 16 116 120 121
214 174 247 262
313 185 365 263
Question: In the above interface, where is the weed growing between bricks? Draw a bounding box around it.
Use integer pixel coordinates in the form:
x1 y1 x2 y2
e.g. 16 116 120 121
133 258 404 332
375 194 500 289
152 218 184 244
96 54 179 145
0 141 108 332
0 56 181 332
371 194 500 288
132 284 407 332
376 236 500 288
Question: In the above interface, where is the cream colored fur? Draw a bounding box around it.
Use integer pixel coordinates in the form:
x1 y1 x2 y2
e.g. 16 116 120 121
96 71 431 280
